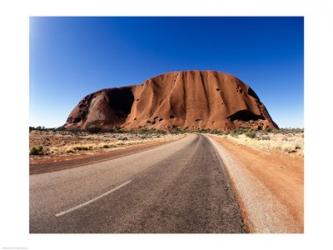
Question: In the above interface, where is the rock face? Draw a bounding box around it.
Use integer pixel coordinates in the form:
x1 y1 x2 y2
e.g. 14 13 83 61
64 71 278 131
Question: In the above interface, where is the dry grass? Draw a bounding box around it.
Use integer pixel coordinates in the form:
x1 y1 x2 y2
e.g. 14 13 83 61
212 130 304 156
210 135 304 232
29 130 183 159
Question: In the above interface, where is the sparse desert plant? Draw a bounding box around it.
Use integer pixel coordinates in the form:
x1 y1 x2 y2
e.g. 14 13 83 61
104 127 123 133
230 130 239 138
265 127 272 133
279 128 304 134
209 129 221 135
73 146 89 151
29 126 46 131
29 128 181 160
223 130 230 135
136 128 168 135
86 125 101 134
214 130 226 135
171 127 187 134
195 128 209 134
139 135 148 139
284 147 297 153
230 128 249 136
30 146 44 155
259 135 270 140
136 128 152 134
245 131 256 139
68 128 82 134
55 126 66 131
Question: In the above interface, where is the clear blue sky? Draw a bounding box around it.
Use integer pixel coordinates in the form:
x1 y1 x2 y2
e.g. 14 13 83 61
30 17 303 128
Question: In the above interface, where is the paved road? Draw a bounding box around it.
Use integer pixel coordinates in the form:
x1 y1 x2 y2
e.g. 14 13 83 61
30 134 245 233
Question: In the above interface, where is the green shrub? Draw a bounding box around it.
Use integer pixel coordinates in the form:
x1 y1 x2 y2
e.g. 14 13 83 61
30 146 44 155
136 128 151 134
29 126 46 131
53 126 65 131
211 130 225 135
245 131 256 139
230 131 239 138
136 128 167 135
73 146 89 151
230 128 248 136
279 128 304 134
104 127 123 133
86 125 101 134
171 127 187 134
68 128 81 134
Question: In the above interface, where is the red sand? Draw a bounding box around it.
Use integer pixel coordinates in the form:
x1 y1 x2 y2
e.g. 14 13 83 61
211 136 303 233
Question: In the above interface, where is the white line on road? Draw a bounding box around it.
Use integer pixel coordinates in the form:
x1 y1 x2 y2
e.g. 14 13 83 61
55 179 132 217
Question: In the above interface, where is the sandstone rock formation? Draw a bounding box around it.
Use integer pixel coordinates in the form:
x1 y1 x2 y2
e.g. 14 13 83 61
64 70 278 131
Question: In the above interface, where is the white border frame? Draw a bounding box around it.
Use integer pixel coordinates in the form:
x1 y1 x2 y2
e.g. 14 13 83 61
1 0 333 249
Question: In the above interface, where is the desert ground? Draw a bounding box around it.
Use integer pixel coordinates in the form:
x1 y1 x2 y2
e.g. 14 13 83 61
29 128 303 233
29 129 184 174
208 128 303 232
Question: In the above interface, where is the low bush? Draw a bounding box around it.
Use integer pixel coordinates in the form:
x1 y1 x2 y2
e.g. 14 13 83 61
135 128 167 135
265 128 272 133
170 127 188 134
103 127 124 133
229 128 248 136
86 125 101 134
245 131 256 139
230 131 239 138
29 126 47 132
259 135 270 140
30 146 44 155
279 128 304 134
68 128 81 133
73 146 89 151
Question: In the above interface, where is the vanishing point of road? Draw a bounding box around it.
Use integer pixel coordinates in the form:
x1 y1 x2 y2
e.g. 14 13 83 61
30 134 246 233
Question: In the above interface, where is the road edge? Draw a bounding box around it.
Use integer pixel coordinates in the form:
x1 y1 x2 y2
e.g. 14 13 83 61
30 135 186 175
207 134 302 233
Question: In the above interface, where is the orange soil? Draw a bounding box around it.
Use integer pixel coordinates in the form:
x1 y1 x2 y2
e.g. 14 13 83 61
214 137 304 232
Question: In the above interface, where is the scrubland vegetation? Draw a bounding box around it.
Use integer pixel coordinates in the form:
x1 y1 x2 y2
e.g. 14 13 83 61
29 126 303 157
209 128 304 156
29 127 184 158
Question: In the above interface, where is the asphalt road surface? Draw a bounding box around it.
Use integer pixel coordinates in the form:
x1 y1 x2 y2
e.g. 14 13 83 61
30 134 245 233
